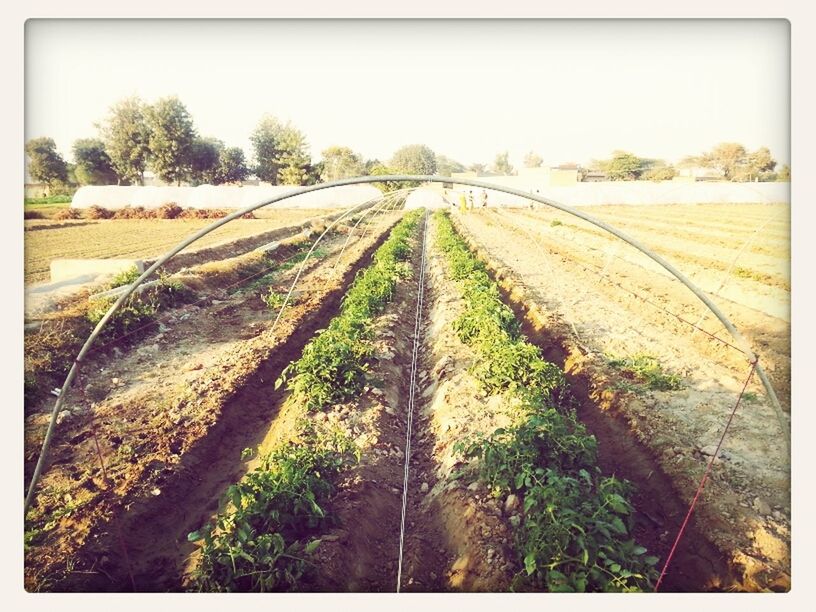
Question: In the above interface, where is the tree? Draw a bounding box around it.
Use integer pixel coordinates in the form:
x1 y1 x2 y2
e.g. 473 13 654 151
319 146 365 182
468 163 487 174
100 96 151 185
26 137 68 185
698 143 777 181
434 154 465 177
523 151 543 168
700 143 746 180
189 137 224 185
369 163 405 192
216 147 250 184
777 164 790 181
492 151 514 175
72 138 117 185
390 144 437 176
251 115 311 185
640 165 676 181
146 96 197 185
602 151 644 181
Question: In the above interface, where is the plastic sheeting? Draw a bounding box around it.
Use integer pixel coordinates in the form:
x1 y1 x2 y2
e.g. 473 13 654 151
71 184 384 210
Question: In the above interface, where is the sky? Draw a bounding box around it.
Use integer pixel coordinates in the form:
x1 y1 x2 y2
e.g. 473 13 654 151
25 19 790 170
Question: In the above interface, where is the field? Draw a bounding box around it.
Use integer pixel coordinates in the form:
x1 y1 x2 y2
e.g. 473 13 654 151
23 201 790 593
24 208 340 285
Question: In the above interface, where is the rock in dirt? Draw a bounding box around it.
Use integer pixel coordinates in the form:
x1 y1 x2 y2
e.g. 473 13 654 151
467 481 480 492
420 482 429 493
509 515 521 528
753 497 772 516
700 444 725 458
504 494 520 514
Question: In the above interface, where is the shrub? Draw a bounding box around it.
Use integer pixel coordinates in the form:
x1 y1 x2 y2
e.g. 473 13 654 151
112 206 148 219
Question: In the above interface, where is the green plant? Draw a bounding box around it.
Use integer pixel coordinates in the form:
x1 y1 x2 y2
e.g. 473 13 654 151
189 437 355 592
107 266 142 289
276 210 421 411
607 353 682 391
263 290 288 311
550 220 563 227
435 211 658 592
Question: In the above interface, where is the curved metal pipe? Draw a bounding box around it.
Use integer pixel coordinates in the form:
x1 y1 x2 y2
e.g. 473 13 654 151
25 175 788 512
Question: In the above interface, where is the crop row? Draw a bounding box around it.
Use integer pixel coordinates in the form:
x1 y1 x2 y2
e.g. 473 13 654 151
434 211 659 592
188 209 423 592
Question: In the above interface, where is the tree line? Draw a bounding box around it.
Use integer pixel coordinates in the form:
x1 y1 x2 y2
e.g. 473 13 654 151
25 95 790 193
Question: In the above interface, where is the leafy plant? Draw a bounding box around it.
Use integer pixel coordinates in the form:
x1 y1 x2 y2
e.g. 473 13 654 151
434 211 658 592
607 353 682 391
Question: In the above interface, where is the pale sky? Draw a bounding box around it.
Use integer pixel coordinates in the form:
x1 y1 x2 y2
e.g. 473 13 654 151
25 19 790 170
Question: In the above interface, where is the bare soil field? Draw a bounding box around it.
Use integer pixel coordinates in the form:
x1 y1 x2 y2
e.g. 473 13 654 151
452 203 790 590
24 208 339 285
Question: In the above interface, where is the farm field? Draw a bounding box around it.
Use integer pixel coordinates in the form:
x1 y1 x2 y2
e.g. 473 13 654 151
23 201 791 593
453 202 790 590
24 208 340 285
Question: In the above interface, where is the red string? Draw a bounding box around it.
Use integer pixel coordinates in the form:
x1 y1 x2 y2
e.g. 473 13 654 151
653 359 758 592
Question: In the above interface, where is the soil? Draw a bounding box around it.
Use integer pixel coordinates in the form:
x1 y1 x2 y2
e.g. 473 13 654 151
24 208 340 285
452 209 791 591
23 210 402 591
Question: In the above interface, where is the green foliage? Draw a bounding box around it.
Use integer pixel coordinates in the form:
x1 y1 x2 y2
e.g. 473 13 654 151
251 115 311 185
434 211 657 592
189 137 224 185
24 195 72 206
189 435 357 592
263 290 288 311
72 138 118 185
640 165 676 181
146 96 197 185
100 96 151 185
600 151 645 181
107 266 142 289
86 274 191 343
26 137 69 185
276 211 421 411
607 353 682 391
389 144 437 177
217 147 250 184
319 146 366 182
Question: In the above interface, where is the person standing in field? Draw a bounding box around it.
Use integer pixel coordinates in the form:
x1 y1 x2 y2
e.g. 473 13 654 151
480 190 488 208
459 192 467 212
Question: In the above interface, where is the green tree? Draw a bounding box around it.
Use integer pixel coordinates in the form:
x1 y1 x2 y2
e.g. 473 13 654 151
72 138 117 185
319 146 365 182
216 147 250 184
602 151 644 181
523 151 543 168
189 137 224 185
390 144 437 176
468 163 487 174
146 96 197 185
100 96 151 185
435 154 465 177
26 137 68 185
250 115 311 185
369 163 406 192
492 151 514 175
